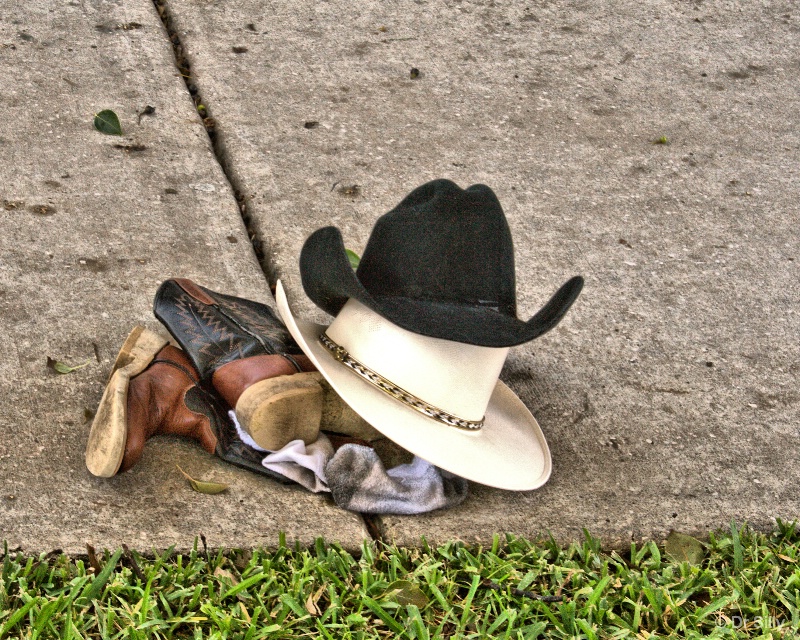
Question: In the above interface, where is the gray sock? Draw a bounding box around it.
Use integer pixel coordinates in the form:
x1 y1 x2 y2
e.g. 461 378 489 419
325 444 469 514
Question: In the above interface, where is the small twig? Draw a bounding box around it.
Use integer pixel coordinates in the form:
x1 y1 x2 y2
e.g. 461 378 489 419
86 543 102 574
555 569 577 599
481 579 564 602
200 533 211 570
122 544 146 583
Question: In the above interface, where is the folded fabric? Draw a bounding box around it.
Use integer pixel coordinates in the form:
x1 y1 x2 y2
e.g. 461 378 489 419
262 437 332 493
231 411 469 513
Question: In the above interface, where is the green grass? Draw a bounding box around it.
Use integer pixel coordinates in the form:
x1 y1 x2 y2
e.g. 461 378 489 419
1 522 798 639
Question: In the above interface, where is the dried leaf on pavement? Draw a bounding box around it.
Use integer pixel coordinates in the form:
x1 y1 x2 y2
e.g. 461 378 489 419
177 465 229 495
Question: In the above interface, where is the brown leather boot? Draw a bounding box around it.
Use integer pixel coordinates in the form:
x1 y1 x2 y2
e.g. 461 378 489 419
119 345 219 472
85 327 218 477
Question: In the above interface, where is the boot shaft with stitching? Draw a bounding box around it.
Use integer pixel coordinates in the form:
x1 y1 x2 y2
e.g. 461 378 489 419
153 278 308 381
153 279 381 450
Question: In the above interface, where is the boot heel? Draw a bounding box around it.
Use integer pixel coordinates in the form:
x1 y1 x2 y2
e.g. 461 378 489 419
235 372 383 450
317 377 383 441
235 373 325 451
85 326 169 477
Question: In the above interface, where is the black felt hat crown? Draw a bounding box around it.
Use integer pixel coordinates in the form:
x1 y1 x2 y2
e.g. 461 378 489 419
300 179 584 347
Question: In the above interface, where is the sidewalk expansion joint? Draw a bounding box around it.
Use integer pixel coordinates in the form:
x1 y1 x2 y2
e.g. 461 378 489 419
362 514 385 542
151 0 266 267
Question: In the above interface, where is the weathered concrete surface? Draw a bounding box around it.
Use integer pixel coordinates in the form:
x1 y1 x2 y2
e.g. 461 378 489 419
166 0 799 546
0 0 366 554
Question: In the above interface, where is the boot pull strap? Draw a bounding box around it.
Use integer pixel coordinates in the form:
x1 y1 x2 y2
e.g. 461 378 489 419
280 353 303 373
173 278 217 305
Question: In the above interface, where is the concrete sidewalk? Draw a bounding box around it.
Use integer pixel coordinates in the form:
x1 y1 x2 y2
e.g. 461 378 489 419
1 0 798 552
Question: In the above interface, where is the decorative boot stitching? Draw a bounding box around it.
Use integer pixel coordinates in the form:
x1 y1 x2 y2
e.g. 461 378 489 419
175 294 238 348
183 287 302 360
158 284 304 376
172 293 247 369
213 304 278 356
202 287 300 351
213 298 298 351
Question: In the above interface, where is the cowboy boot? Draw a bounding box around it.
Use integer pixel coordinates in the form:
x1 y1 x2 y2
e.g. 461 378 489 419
85 326 290 481
153 278 379 451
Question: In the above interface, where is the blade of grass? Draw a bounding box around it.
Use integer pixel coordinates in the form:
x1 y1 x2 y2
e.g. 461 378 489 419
79 548 123 604
731 522 744 573
31 596 61 638
575 618 598 640
459 574 481 630
0 598 37 638
362 596 405 634
694 595 736 624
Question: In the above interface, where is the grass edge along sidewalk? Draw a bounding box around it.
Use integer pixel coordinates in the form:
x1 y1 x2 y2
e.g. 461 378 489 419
1 522 798 639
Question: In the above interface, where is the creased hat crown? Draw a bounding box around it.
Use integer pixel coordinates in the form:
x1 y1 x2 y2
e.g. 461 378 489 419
300 179 583 347
358 180 517 317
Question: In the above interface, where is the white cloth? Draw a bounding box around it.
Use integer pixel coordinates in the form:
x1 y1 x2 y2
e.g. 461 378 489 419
263 438 332 494
230 410 331 493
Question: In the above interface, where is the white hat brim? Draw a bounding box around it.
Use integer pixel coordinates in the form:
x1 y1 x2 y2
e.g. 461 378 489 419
276 281 552 491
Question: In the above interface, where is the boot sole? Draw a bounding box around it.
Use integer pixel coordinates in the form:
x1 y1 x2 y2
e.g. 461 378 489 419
85 326 169 477
235 374 323 451
235 372 382 451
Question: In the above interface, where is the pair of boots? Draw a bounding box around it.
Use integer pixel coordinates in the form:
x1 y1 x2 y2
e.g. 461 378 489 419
85 279 376 478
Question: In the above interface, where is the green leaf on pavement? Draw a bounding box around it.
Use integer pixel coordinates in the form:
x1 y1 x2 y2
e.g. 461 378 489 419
47 357 89 374
177 465 229 494
345 249 361 270
94 109 123 135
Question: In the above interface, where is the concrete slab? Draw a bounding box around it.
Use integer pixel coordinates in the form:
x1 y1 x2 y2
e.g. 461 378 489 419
166 0 799 546
0 0 366 554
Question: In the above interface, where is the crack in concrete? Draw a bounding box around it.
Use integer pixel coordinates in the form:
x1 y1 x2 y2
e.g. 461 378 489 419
151 0 266 268
362 514 385 542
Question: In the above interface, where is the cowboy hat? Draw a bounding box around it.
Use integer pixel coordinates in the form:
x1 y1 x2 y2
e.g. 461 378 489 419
276 179 583 490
